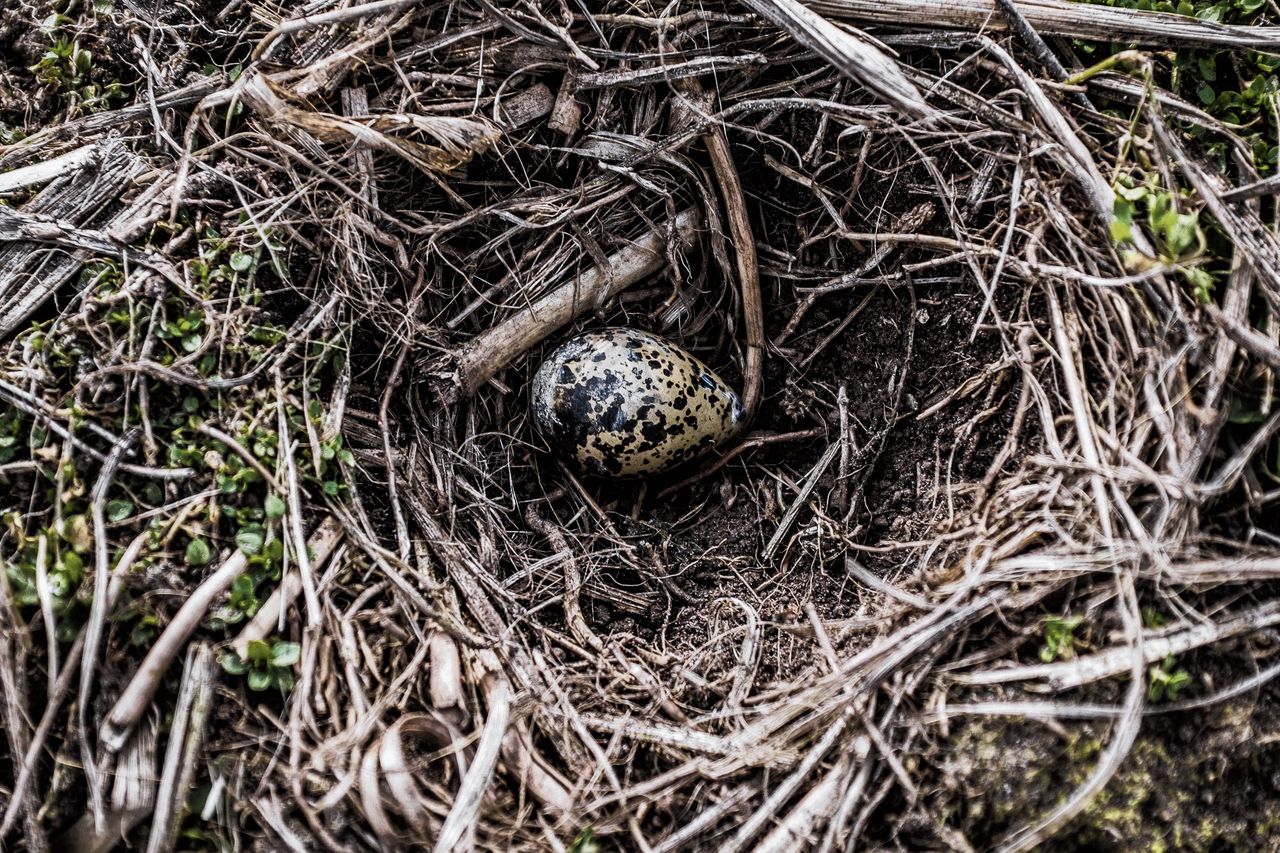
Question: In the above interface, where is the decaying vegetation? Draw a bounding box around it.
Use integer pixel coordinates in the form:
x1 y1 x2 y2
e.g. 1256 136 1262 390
2 0 1280 849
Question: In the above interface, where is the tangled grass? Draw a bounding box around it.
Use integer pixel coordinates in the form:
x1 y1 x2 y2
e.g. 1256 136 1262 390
2 0 1280 850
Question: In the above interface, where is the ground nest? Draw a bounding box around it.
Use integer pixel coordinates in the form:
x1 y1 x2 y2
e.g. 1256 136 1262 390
3 1 1280 851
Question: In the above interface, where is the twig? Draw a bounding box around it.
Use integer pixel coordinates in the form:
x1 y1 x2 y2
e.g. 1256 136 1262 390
813 0 1280 50
704 111 765 424
959 598 1280 690
79 430 136 833
719 710 850 852
0 545 42 852
526 506 603 652
763 440 841 560
756 750 852 853
146 643 218 853
277 373 324 629
997 570 1145 851
434 661 511 853
58 720 158 853
737 0 932 118
993 0 1090 110
0 143 102 193
0 532 145 842
252 0 424 60
0 379 192 480
195 423 286 494
451 208 702 396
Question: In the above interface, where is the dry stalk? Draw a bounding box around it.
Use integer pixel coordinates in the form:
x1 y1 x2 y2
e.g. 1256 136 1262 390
451 208 703 396
146 643 218 853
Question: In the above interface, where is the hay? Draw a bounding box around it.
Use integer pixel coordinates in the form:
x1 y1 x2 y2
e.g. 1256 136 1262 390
0 0 1278 849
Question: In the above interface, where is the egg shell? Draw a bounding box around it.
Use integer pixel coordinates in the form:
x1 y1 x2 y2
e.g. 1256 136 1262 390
531 328 744 477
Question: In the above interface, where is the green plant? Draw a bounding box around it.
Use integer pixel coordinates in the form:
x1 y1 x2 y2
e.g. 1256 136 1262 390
128 611 159 647
208 532 285 631
29 20 125 116
1111 182 1215 301
1087 0 1280 173
221 638 301 692
568 827 600 853
2 523 88 642
1142 607 1172 630
1148 655 1192 701
0 407 25 464
1040 615 1084 662
156 311 206 358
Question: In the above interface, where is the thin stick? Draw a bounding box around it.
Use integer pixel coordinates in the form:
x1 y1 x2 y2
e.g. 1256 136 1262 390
433 664 511 853
452 208 702 396
738 0 932 118
146 643 218 853
33 534 57 700
812 0 1280 51
80 431 136 832
705 122 765 424
277 373 323 628
0 532 145 841
251 0 423 60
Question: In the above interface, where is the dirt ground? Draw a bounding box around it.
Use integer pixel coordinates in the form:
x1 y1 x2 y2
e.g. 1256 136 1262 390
4 1 1280 850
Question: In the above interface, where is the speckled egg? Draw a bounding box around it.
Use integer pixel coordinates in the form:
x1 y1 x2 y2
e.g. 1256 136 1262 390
531 328 744 477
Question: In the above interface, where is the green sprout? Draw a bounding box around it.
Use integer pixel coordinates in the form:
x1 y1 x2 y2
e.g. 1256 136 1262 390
1040 615 1084 663
221 638 301 693
568 827 600 853
1148 655 1192 702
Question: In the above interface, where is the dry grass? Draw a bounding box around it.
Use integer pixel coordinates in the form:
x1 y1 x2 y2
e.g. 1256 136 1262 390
1 0 1279 850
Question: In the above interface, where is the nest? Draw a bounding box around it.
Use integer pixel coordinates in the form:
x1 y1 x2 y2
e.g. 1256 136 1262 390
2 0 1280 850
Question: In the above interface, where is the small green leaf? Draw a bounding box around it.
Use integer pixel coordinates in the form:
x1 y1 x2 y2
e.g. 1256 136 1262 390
235 526 265 556
229 251 254 272
264 494 286 519
220 653 249 675
569 827 600 853
1197 55 1217 83
271 641 301 667
1142 607 1170 630
185 538 212 566
262 538 284 564
60 514 92 552
246 638 272 663
1165 212 1200 256
59 550 84 582
1110 195 1134 244
247 668 272 691
1181 267 1215 303
106 498 133 523
272 668 295 692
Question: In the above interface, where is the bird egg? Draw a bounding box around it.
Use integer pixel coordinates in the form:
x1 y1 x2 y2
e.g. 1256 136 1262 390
531 328 743 477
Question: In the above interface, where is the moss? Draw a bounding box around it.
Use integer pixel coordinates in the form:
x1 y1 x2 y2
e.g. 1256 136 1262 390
938 706 1280 851
1074 740 1169 847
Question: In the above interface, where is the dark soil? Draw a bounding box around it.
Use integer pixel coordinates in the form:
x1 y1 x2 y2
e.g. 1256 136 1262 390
543 120 1025 688
913 683 1280 850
